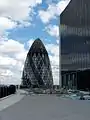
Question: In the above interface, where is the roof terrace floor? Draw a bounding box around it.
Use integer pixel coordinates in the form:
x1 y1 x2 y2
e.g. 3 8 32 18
0 90 90 120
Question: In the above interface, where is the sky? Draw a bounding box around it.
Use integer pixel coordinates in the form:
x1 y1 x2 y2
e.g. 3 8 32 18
0 0 70 85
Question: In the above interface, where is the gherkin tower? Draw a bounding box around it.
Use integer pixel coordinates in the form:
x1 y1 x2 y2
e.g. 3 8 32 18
22 38 53 88
60 0 90 90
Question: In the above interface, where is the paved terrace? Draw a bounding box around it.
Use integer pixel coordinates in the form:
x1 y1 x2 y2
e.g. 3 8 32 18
0 90 90 120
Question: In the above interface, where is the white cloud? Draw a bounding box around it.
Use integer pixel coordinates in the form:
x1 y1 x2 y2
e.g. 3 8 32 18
0 39 25 54
0 0 59 85
46 43 59 56
45 25 59 45
0 17 17 30
15 51 27 61
56 0 71 14
46 43 59 85
45 25 59 37
0 0 42 33
0 68 22 85
0 38 35 85
0 38 59 85
0 69 13 76
38 4 57 24
0 17 17 36
0 0 42 40
56 39 59 44
0 0 42 22
38 0 70 23
0 39 27 85
27 39 34 48
0 56 17 66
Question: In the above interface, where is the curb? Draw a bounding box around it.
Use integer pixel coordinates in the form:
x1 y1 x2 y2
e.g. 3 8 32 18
0 92 17 101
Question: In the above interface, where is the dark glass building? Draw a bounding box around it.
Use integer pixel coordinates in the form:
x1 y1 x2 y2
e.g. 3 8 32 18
22 38 53 89
60 0 90 90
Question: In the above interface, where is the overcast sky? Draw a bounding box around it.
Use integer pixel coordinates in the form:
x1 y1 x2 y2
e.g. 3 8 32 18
0 0 70 85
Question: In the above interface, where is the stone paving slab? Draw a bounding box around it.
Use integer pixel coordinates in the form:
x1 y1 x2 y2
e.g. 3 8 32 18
0 94 90 120
0 90 25 112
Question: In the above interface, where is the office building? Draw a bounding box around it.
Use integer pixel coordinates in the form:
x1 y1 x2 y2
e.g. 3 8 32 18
22 38 53 89
60 0 90 90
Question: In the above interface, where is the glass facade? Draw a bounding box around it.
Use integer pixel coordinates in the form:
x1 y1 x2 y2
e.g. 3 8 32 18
22 38 53 89
60 0 90 90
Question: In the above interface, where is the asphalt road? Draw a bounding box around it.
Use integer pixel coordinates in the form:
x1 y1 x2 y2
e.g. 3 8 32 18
0 95 90 120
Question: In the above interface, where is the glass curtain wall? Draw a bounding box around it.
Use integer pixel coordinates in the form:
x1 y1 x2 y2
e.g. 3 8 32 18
60 0 90 90
22 38 53 89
